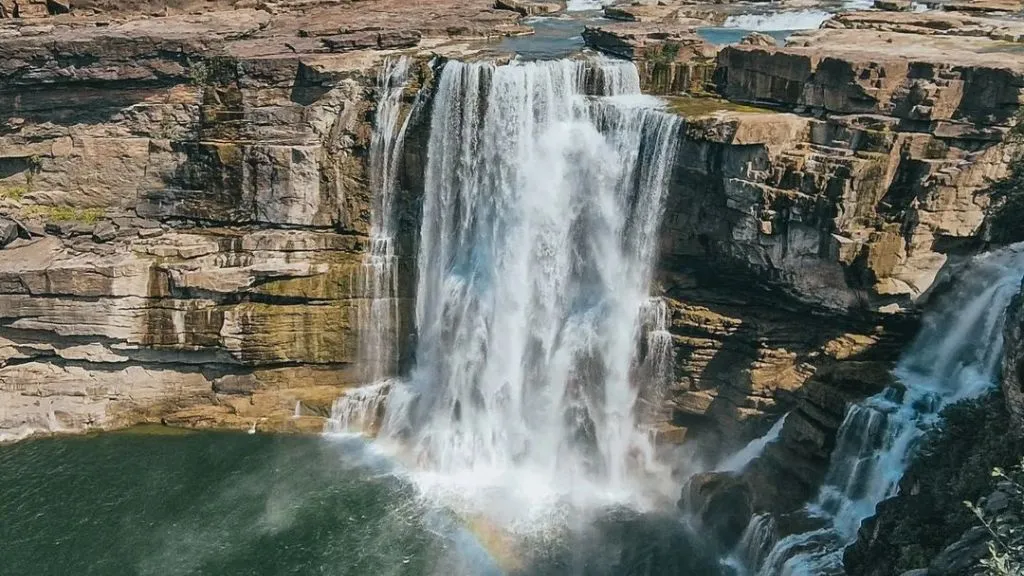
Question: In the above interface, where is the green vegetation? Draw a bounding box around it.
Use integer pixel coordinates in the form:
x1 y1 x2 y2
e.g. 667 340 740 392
967 461 1024 575
0 185 29 201
648 42 681 65
189 60 210 86
24 206 104 224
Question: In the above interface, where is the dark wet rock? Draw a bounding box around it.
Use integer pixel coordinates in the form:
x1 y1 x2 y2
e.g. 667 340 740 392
682 471 754 550
0 218 18 247
874 0 913 10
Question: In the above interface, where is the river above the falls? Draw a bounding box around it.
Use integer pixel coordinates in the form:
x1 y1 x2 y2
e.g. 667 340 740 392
0 429 729 576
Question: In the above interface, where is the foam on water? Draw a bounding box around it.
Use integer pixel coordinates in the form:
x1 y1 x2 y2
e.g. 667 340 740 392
566 0 608 11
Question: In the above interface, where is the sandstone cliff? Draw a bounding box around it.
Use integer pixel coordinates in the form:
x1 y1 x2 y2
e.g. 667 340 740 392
584 6 1024 515
0 0 520 440
1 1 1022 503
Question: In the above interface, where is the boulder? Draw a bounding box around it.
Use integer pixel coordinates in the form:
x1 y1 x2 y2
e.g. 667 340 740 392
45 0 69 15
739 31 777 46
91 221 117 243
494 0 560 16
681 472 754 550
0 218 18 247
928 526 990 575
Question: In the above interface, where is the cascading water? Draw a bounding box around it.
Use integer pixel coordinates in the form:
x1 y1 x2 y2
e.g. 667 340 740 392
357 55 412 385
354 57 683 515
717 413 789 474
754 245 1024 576
721 10 832 32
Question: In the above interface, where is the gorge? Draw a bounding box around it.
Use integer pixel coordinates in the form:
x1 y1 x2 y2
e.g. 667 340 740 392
1 0 1024 574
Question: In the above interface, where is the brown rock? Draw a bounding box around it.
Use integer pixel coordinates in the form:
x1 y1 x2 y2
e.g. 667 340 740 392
91 221 117 243
494 0 560 16
739 31 777 46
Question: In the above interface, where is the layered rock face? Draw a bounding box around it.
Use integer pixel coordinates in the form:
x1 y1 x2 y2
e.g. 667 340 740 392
0 0 525 440
584 8 1024 510
0 3 1022 525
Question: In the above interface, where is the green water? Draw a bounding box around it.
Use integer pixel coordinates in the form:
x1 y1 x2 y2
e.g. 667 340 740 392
0 430 727 576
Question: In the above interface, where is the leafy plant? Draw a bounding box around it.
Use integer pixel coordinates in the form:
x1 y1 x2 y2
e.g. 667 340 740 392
967 461 1024 575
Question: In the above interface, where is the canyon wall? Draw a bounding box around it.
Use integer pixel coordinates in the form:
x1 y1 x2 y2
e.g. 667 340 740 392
584 9 1024 509
0 2 492 439
1 0 1023 502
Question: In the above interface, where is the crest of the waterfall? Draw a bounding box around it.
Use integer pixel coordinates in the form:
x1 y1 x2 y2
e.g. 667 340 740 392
357 55 413 386
370 57 682 519
755 245 1024 576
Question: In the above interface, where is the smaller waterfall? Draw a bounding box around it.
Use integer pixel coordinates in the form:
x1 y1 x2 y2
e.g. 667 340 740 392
357 55 413 385
718 413 789 474
326 381 393 436
722 10 832 31
757 245 1024 576
727 513 778 574
635 297 674 424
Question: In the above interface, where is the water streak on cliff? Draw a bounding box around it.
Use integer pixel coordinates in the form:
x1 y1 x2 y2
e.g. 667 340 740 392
358 55 413 385
756 245 1024 575
718 413 789 474
365 58 682 515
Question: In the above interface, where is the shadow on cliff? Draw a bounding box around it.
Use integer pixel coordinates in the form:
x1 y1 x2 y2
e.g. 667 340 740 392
656 255 916 515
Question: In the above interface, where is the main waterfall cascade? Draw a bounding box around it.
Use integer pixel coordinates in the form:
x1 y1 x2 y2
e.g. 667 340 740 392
746 246 1024 576
330 56 684 518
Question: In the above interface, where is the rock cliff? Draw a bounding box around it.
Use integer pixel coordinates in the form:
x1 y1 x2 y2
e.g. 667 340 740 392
1 3 1023 518
585 6 1024 512
0 0 515 440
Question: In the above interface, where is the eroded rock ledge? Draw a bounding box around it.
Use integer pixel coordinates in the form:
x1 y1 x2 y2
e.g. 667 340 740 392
1 0 1022 487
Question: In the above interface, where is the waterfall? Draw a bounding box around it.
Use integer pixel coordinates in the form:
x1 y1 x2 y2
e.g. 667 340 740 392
357 55 413 385
326 380 393 436
635 297 675 425
365 57 682 512
718 413 789 474
727 513 778 573
722 10 832 32
756 245 1024 576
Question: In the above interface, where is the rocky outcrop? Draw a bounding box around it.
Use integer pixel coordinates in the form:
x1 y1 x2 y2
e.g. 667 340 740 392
682 471 754 550
1003 279 1024 433
579 9 1024 521
843 392 1024 575
0 0 521 440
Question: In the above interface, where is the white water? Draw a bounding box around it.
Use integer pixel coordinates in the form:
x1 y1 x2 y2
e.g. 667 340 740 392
342 58 683 522
756 245 1024 576
566 0 608 11
327 380 393 436
723 10 832 32
718 413 789 474
357 55 412 385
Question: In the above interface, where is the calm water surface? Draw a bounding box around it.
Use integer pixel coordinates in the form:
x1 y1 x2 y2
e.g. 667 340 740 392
0 430 726 576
